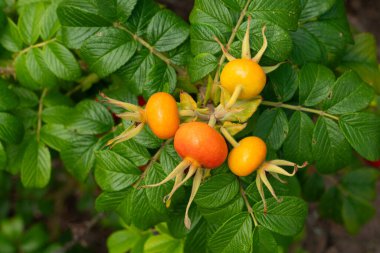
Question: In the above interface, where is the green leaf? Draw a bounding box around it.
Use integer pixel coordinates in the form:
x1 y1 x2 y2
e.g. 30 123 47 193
40 124 77 152
133 124 163 149
68 100 114 135
319 187 343 223
4 137 29 175
111 138 151 167
312 117 351 173
18 3 44 45
25 48 59 88
42 105 76 125
147 10 189 52
117 49 156 94
95 150 141 191
61 135 101 181
338 33 380 94
0 112 24 144
289 28 324 65
342 195 375 234
57 0 113 27
143 62 176 98
324 71 374 115
11 87 38 108
299 0 335 21
144 234 183 253
220 0 245 11
189 53 218 82
303 0 352 64
341 168 380 202
107 229 140 253
81 28 137 77
167 206 202 238
267 63 298 102
0 83 19 111
298 63 335 106
131 163 170 229
43 42 81 81
252 226 278 253
253 108 288 150
40 3 60 40
253 196 307 236
339 113 380 161
160 144 182 174
168 41 191 67
301 173 325 202
0 142 6 170
197 195 244 226
184 220 208 253
21 139 51 188
238 19 292 62
247 0 301 30
124 0 160 35
283 112 314 165
0 18 23 52
208 212 253 253
246 176 301 203
95 188 131 212
190 0 237 35
190 24 224 55
195 173 239 209
60 26 101 49
116 0 138 22
15 54 42 89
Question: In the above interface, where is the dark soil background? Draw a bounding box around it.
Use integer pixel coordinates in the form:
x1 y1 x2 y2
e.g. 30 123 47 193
157 0 380 253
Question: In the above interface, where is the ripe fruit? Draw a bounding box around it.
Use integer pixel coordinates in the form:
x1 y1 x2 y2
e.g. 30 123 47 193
174 122 228 168
143 121 228 229
228 136 267 176
145 92 180 139
220 59 266 99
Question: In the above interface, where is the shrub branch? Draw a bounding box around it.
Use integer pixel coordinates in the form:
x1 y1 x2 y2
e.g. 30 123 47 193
36 88 48 142
113 22 186 75
261 100 339 121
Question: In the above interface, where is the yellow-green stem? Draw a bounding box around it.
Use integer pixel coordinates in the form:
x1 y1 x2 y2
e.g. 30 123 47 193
220 127 239 147
133 139 172 187
261 101 339 121
239 181 258 226
18 38 57 56
36 89 48 142
212 0 252 94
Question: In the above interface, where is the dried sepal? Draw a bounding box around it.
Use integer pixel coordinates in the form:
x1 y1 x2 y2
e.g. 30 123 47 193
184 168 204 229
252 26 267 63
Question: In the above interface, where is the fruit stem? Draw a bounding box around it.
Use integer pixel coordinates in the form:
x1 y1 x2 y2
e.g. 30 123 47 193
36 88 48 142
239 180 258 226
220 127 239 147
133 139 172 187
208 114 216 127
261 100 339 121
212 0 252 97
113 22 186 75
225 85 243 109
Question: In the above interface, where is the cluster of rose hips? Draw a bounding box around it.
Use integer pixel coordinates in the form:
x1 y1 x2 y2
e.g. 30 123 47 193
100 19 307 229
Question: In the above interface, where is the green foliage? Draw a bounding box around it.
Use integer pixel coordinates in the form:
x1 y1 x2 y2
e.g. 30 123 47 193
0 0 379 251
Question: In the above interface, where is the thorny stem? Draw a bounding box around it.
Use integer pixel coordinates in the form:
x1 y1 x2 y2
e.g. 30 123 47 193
133 139 172 187
113 22 186 75
36 89 48 142
239 180 258 226
261 101 339 121
18 38 57 56
212 0 252 94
